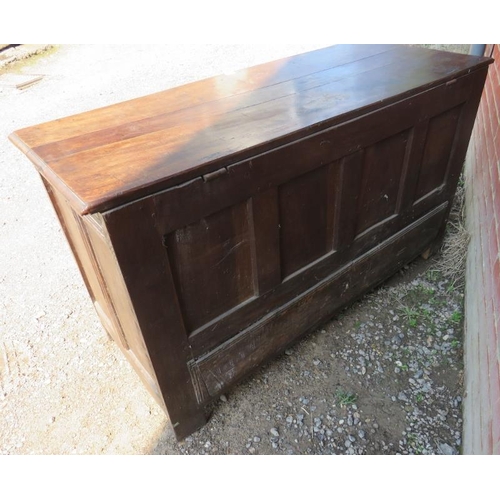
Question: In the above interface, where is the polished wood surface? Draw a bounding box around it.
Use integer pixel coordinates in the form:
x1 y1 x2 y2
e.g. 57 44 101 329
139 65 488 361
10 45 492 215
10 46 492 440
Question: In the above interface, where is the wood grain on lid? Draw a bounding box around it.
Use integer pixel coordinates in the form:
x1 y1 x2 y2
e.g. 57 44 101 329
9 44 492 214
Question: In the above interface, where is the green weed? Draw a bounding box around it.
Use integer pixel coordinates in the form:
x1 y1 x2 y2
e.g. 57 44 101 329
335 389 357 407
400 306 420 328
426 269 441 282
417 284 435 296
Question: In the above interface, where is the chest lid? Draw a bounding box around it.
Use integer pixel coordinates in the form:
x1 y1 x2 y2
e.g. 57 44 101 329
9 44 492 215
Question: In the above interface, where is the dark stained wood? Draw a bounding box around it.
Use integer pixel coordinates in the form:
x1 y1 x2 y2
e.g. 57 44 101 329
147 68 482 237
250 188 281 295
415 105 463 201
103 199 209 439
41 178 98 308
166 200 255 333
197 204 449 397
10 46 492 440
190 201 457 358
9 45 492 215
415 64 490 255
278 166 331 278
326 162 340 251
355 129 410 235
336 151 365 248
143 71 487 357
85 221 154 373
42 179 163 406
395 121 430 214
13 45 398 148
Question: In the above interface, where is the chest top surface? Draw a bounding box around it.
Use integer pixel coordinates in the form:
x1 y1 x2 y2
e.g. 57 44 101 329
9 44 492 215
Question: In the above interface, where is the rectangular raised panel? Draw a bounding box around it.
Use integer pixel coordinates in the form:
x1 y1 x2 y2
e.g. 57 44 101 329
166 201 256 333
159 72 487 357
250 188 281 295
355 129 410 235
278 166 335 278
415 105 463 200
196 203 449 398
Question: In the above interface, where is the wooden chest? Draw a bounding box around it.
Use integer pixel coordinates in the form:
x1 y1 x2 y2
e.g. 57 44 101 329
9 45 492 440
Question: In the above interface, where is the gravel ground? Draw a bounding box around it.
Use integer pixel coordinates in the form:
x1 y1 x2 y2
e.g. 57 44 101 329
0 44 468 455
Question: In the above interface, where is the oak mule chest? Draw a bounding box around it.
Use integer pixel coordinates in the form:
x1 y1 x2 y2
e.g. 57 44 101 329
10 45 492 440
